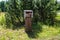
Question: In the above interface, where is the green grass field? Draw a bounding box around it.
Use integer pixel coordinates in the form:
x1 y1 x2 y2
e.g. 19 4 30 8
0 12 60 40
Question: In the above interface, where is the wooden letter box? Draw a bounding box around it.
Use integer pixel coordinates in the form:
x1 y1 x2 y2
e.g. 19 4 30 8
24 10 33 32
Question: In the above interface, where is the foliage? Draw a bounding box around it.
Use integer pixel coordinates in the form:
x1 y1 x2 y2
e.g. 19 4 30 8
5 0 23 29
4 0 57 28
20 0 57 25
0 1 6 12
34 0 57 25
20 0 33 10
57 3 60 10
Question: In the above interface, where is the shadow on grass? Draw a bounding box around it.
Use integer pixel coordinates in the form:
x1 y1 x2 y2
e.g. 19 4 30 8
26 23 42 38
54 20 60 27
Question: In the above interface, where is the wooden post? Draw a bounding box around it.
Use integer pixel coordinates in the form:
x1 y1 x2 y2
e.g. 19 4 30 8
24 10 33 32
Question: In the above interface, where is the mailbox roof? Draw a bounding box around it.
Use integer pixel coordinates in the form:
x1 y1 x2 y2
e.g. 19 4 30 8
24 10 33 12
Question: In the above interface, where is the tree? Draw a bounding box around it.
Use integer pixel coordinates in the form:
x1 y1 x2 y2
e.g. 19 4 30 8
57 2 60 10
34 0 57 25
5 0 57 28
0 1 5 12
5 0 22 29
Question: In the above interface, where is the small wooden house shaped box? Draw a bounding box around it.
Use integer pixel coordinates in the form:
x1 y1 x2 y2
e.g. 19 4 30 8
24 10 33 19
24 10 33 32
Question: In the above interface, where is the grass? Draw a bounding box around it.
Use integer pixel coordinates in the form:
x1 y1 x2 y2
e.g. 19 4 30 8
0 12 6 26
0 12 60 40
